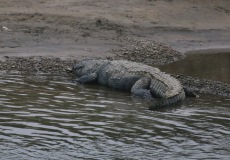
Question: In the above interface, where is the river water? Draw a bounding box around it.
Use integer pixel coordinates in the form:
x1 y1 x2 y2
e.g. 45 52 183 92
160 52 230 84
0 74 229 159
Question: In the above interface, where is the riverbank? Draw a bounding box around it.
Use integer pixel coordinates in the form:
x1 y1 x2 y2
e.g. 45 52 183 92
1 49 230 98
1 0 230 98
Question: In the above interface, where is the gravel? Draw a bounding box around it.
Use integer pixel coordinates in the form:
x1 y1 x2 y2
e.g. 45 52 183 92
112 38 185 65
0 56 76 76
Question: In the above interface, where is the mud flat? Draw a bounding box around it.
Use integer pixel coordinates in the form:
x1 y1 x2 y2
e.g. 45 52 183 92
1 0 230 98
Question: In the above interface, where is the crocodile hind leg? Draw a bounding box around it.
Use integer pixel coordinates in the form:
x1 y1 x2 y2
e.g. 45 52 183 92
131 77 153 99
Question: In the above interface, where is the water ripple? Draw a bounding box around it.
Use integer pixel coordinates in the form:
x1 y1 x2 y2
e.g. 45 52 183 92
0 74 229 159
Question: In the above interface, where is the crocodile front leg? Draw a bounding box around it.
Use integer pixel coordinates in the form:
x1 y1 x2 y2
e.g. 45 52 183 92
74 73 98 84
131 77 153 99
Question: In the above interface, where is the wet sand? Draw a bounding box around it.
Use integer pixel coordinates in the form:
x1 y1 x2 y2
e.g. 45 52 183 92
1 0 230 56
0 0 230 97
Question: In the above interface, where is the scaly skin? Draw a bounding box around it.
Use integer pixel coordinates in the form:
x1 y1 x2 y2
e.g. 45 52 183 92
72 59 185 108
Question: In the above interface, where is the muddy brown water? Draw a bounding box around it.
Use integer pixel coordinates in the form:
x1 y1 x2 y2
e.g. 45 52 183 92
0 74 230 159
159 52 230 84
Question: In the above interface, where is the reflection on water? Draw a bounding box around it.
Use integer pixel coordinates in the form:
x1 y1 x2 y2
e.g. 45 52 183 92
0 74 230 159
160 53 230 83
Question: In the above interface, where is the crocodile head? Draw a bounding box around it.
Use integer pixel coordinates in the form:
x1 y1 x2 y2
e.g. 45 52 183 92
72 60 108 76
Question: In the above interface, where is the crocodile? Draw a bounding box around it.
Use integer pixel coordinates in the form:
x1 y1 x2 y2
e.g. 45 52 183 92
72 59 191 109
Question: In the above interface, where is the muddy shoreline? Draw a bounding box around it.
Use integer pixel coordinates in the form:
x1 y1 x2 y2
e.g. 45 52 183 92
1 0 230 98
1 45 230 98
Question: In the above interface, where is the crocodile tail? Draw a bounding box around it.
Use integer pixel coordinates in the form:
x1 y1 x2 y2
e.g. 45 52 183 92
149 89 186 109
